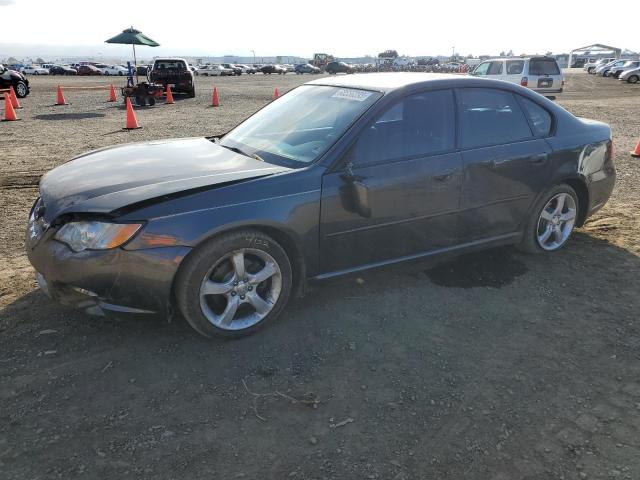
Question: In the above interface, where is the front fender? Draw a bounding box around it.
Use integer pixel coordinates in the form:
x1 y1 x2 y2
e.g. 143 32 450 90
123 189 321 277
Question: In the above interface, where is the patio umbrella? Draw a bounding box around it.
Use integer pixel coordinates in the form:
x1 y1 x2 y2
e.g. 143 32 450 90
105 27 160 81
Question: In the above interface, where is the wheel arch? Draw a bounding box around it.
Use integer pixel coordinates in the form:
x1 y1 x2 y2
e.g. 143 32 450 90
169 223 307 315
560 177 589 227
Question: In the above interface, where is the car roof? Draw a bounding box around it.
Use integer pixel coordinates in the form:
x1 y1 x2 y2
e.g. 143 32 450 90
306 72 478 92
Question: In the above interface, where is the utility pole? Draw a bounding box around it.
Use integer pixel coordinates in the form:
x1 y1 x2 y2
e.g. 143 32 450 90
251 50 256 64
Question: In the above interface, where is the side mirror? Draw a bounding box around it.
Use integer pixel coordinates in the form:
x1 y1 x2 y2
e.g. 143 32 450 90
340 162 371 218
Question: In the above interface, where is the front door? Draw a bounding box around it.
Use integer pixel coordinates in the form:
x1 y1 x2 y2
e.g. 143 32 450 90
319 89 463 274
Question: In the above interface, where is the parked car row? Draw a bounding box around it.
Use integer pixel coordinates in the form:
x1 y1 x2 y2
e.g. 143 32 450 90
194 63 259 76
584 58 640 84
15 63 134 76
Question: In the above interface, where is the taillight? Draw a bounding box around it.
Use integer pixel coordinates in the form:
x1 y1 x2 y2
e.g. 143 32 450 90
520 77 528 87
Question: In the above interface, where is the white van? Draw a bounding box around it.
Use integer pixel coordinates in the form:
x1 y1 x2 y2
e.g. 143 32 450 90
470 57 564 95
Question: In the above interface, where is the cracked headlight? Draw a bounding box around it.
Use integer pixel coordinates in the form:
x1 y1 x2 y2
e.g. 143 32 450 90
54 221 142 252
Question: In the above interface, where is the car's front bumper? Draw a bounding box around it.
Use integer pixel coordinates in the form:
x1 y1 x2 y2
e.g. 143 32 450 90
27 232 191 318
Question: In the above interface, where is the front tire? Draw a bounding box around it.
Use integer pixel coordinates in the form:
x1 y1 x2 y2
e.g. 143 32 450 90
175 230 293 338
14 81 28 98
627 75 639 84
518 184 579 254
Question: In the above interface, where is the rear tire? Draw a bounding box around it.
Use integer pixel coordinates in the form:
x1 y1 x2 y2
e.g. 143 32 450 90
517 184 579 254
175 230 293 338
187 87 196 98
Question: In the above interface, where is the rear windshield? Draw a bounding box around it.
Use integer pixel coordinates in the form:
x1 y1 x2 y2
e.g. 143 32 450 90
529 59 560 75
154 60 187 70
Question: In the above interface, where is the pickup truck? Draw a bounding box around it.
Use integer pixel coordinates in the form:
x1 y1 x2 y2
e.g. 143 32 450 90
149 58 195 97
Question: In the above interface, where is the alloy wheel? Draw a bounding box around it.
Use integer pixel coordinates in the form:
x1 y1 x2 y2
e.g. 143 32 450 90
199 248 282 331
15 83 27 97
536 193 577 251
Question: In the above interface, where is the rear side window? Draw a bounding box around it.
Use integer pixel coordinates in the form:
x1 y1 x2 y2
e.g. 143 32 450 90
518 96 552 137
529 59 560 75
355 90 455 164
487 61 503 75
506 60 524 74
458 88 533 148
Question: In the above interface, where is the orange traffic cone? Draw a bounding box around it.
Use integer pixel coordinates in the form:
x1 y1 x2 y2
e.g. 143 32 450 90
108 84 117 102
9 86 21 109
123 97 141 130
211 87 219 107
55 85 68 106
165 85 174 104
2 91 18 121
273 88 279 100
631 140 640 158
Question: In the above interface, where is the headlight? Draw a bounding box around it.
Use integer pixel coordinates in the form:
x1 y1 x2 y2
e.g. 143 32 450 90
54 221 142 252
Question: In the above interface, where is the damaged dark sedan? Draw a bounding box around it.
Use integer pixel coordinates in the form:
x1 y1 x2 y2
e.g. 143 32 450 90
27 73 616 338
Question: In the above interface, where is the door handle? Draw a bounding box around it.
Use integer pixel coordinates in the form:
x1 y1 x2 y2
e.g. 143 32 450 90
490 157 511 168
432 170 455 182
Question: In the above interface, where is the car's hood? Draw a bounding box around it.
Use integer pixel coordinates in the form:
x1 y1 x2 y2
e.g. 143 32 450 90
39 137 291 222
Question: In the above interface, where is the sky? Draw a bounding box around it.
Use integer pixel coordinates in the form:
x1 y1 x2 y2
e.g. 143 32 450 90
1 0 638 59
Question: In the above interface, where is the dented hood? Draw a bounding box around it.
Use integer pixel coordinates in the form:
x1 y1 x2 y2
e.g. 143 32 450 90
39 137 291 221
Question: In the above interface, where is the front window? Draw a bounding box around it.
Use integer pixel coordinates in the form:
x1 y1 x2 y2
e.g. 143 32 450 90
473 62 490 76
220 85 382 166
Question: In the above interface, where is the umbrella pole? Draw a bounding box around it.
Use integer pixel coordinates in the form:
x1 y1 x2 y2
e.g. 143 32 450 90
133 42 139 84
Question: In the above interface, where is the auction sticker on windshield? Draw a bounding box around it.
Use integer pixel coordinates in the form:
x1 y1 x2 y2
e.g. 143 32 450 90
331 89 373 102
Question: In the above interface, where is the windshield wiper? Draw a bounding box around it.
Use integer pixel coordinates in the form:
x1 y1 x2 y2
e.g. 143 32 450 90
218 143 264 162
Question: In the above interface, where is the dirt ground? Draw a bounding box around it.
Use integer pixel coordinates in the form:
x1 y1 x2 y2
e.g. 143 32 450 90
1 72 639 480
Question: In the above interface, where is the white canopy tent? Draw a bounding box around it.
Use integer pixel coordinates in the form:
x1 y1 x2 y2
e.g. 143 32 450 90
568 44 622 67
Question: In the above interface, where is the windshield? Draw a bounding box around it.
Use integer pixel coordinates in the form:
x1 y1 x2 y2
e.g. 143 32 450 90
220 85 382 166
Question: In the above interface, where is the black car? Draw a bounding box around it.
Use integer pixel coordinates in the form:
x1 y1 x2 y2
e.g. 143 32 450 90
0 64 29 98
295 63 321 74
259 64 286 74
326 61 354 74
26 74 615 338
49 65 77 76
149 58 195 97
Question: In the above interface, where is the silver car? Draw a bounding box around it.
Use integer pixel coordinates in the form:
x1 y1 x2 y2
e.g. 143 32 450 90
471 56 563 95
619 67 640 84
595 59 630 76
609 60 640 78
586 58 616 74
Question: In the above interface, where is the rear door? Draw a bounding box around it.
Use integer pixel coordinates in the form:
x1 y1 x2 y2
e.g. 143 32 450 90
456 88 554 241
319 89 463 273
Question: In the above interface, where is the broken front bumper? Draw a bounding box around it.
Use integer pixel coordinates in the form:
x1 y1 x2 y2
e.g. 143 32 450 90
27 234 191 318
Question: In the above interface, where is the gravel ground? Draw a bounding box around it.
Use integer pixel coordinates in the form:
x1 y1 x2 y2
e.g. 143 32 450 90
0 72 639 480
